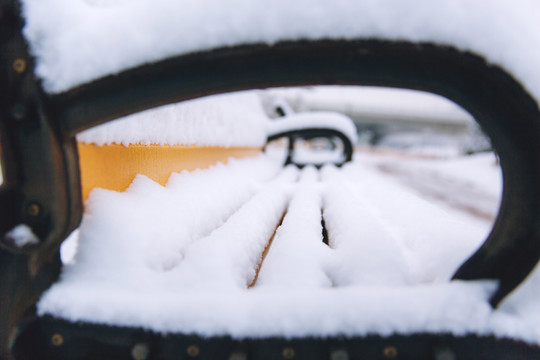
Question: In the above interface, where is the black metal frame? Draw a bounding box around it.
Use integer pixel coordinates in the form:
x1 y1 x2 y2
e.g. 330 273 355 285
1 0 540 358
267 128 354 168
11 317 540 360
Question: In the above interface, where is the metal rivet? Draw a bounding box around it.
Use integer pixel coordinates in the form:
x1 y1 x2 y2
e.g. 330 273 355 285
131 343 150 360
13 59 26 74
10 103 27 121
187 345 200 357
282 348 295 359
383 346 397 358
51 334 63 346
229 351 247 360
435 348 456 360
330 349 349 360
27 203 40 216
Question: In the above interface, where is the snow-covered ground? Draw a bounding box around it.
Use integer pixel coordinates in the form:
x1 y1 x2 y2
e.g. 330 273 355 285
262 86 474 128
38 149 540 344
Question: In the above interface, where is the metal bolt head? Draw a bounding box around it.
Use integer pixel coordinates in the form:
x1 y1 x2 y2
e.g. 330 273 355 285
13 58 26 74
51 334 64 347
330 349 349 360
435 348 456 360
383 346 397 358
229 351 247 360
10 103 27 121
27 203 40 216
131 343 150 360
187 345 200 357
282 348 295 359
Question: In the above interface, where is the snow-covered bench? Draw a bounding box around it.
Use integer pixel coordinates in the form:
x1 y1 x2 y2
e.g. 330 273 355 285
1 1 540 359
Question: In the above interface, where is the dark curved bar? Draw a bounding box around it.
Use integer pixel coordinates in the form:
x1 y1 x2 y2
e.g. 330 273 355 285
13 316 540 360
267 128 354 168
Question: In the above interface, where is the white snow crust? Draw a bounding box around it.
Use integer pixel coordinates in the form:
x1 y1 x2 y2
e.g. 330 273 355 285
22 0 540 107
37 151 540 344
4 224 39 247
76 91 268 147
76 89 358 149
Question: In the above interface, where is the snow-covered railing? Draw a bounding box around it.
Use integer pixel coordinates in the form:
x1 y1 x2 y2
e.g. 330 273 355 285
266 112 358 168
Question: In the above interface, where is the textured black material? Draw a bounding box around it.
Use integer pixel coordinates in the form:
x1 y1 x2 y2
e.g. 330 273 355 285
13 317 540 360
0 1 81 359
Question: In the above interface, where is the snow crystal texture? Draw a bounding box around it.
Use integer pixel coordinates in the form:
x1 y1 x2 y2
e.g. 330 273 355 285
37 152 540 344
76 91 268 147
22 0 540 108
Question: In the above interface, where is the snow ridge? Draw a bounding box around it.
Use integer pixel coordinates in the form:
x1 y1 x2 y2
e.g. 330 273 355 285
22 0 540 109
38 152 540 344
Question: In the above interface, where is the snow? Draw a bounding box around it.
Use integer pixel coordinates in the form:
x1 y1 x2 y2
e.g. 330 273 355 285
76 89 358 150
60 229 79 265
264 86 474 126
21 0 540 109
65 155 282 288
39 150 540 343
321 166 415 286
76 91 268 147
256 167 334 288
4 224 39 247
167 166 297 290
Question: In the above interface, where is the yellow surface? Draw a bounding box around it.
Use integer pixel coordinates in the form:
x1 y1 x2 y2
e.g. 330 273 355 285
78 143 262 201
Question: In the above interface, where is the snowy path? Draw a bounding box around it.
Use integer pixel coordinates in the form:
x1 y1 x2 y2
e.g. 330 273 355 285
39 151 540 344
365 156 500 222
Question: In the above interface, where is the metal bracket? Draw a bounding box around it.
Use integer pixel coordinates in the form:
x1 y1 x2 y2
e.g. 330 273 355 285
267 128 354 168
0 1 82 358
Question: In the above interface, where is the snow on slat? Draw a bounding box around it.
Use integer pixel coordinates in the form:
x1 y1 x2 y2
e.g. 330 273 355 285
169 166 298 290
38 153 540 344
255 166 334 289
46 155 281 290
77 91 268 148
340 154 490 283
321 165 413 286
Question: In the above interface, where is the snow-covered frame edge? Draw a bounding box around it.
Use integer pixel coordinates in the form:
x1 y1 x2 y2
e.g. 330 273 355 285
48 39 540 306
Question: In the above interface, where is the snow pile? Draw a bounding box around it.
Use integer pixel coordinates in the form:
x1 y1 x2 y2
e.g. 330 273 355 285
77 91 268 147
36 151 540 343
22 0 540 107
338 153 499 282
256 167 333 288
169 166 297 290
52 155 282 292
3 224 39 248
322 166 414 286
